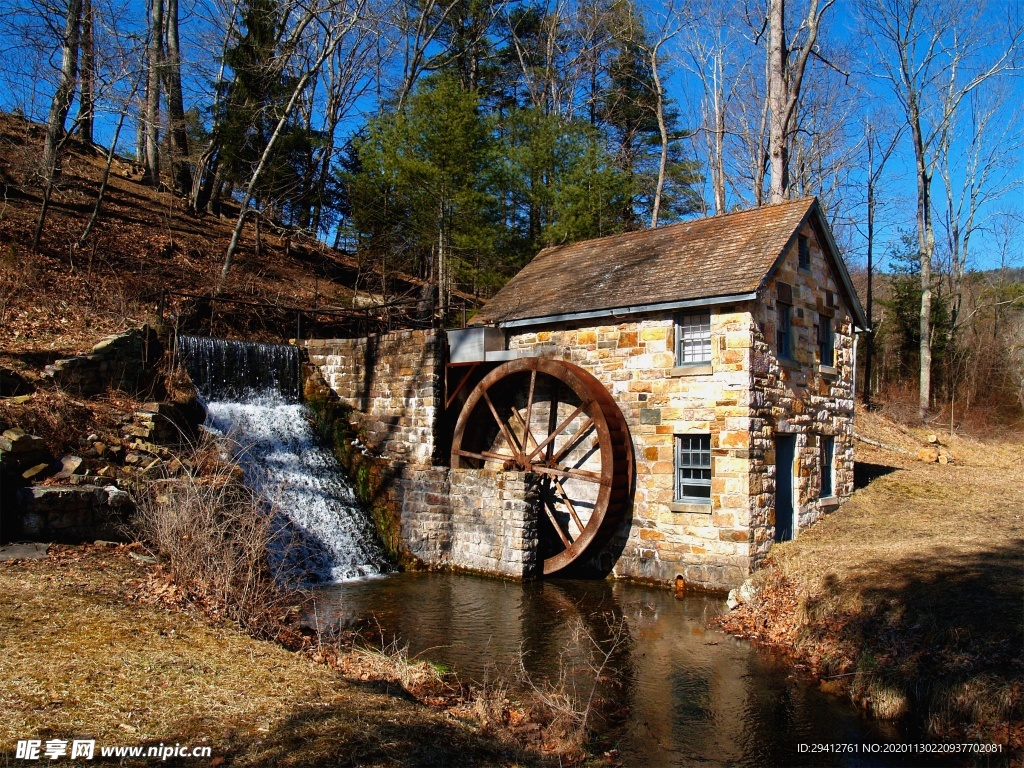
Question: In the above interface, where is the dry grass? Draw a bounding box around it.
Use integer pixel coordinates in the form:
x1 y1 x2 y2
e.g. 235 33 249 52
0 546 552 767
722 407 1024 749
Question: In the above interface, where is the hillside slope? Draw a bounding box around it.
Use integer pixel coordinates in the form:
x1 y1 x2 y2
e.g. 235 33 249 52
0 112 451 357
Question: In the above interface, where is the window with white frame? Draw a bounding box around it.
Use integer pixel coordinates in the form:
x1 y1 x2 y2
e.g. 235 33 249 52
675 434 711 503
820 436 834 497
675 312 711 365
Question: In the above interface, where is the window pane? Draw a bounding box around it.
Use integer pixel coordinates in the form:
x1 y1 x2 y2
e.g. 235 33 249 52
818 318 832 365
677 313 712 364
777 304 791 359
675 434 712 503
821 437 834 497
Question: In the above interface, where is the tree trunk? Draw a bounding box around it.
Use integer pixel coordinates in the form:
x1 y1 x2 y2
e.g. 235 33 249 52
710 51 726 214
650 45 669 228
767 0 788 204
909 100 933 419
34 0 83 251
863 139 875 405
79 0 94 145
164 0 190 196
145 0 163 187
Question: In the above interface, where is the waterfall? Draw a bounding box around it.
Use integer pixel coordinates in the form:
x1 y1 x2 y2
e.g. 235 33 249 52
176 335 301 402
178 335 391 583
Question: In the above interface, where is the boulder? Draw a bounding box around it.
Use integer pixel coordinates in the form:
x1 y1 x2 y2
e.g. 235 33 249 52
53 455 84 480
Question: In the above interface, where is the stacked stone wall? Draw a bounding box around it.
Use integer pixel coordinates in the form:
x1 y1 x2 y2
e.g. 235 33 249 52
42 327 160 396
300 330 443 467
749 222 856 565
388 468 540 578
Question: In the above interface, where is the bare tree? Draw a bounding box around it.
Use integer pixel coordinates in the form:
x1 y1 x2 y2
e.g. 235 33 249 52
218 0 373 293
937 84 1023 333
612 0 687 227
859 0 1023 418
684 25 731 214
766 0 836 203
645 6 685 227
33 0 84 251
145 0 163 186
78 0 94 144
187 0 244 213
164 0 189 195
858 112 903 405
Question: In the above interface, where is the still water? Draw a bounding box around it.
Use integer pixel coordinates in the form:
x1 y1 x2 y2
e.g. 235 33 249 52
311 572 958 768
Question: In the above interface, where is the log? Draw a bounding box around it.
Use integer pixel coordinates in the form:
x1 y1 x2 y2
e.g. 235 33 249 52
938 455 949 465
917 447 940 463
926 434 939 444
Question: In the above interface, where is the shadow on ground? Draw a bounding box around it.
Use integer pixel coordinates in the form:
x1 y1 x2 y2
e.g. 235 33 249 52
139 695 549 768
806 539 1024 733
853 460 899 490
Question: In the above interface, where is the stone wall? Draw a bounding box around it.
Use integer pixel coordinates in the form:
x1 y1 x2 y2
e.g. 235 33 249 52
15 485 132 543
748 221 856 566
393 468 540 578
300 330 443 467
43 327 160 396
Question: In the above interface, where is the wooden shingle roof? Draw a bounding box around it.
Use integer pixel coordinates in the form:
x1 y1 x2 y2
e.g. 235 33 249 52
472 197 865 328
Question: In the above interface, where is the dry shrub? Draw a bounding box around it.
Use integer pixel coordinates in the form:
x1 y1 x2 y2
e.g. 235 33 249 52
135 435 299 638
517 614 630 758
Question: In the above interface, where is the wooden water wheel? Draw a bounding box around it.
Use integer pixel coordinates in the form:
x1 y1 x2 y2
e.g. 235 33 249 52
450 358 633 575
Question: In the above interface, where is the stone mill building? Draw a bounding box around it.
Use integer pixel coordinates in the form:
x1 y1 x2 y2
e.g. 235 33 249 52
302 197 868 591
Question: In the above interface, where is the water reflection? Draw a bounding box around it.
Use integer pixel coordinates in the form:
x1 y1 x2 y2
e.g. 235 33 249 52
312 573 955 767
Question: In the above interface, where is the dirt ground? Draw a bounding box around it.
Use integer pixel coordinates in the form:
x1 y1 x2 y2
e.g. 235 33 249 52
721 408 1024 754
0 545 560 767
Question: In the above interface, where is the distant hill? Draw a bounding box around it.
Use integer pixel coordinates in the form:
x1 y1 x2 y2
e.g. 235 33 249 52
0 112 461 356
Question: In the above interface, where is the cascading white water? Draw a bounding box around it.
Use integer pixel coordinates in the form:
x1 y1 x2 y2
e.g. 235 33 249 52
178 335 392 583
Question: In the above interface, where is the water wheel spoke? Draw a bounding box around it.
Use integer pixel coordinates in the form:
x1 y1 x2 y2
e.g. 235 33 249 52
482 389 524 461
456 448 516 465
554 478 585 536
527 401 588 463
542 496 573 549
549 417 595 466
522 369 538 451
510 407 540 455
530 464 604 483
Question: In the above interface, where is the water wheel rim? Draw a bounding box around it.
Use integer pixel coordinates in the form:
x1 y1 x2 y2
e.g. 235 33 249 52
450 357 632 575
